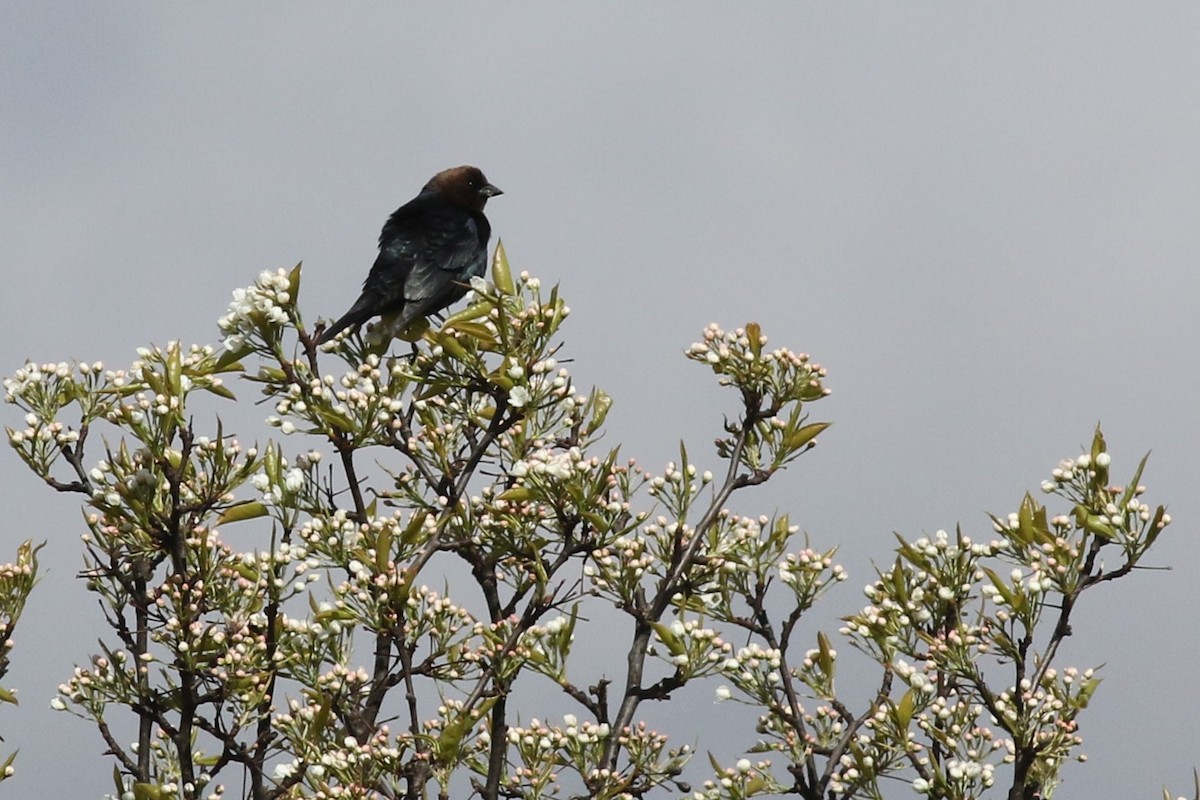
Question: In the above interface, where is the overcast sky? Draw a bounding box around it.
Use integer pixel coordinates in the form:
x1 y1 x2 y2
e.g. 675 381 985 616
2 4 1199 797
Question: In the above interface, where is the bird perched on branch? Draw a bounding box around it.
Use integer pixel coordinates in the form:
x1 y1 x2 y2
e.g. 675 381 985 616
316 165 503 345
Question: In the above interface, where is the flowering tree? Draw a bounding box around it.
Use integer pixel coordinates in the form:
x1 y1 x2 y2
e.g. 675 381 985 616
0 540 39 787
2 245 1175 800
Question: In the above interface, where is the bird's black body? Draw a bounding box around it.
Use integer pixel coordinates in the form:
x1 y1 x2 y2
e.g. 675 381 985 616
317 166 502 345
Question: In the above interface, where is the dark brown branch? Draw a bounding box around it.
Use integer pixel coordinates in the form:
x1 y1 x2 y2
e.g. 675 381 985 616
603 399 760 771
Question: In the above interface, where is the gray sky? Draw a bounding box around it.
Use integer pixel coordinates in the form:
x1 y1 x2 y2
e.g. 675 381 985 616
2 4 1198 796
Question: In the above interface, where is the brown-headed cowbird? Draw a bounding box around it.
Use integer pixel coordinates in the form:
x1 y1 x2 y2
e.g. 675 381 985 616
316 165 502 345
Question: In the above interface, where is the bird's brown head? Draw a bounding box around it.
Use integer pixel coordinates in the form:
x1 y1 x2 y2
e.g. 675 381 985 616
428 165 502 212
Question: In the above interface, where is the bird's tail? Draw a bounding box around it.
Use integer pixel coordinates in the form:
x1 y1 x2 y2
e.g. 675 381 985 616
315 295 376 345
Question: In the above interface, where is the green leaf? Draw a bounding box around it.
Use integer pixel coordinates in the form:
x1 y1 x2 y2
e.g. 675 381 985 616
433 332 470 360
442 302 492 328
263 443 281 486
1090 424 1107 462
787 421 830 450
745 321 762 359
581 511 610 533
165 341 182 396
446 322 497 347
141 364 165 395
217 502 268 525
314 405 355 431
651 622 686 656
1143 505 1167 548
417 380 453 401
287 261 302 304
1076 676 1102 708
375 524 390 573
895 689 915 728
1119 451 1151 510
314 606 357 624
309 694 331 737
1017 494 1037 543
1073 504 1116 540
246 366 287 384
770 514 791 548
436 697 497 762
400 510 429 546
583 390 612 437
133 784 165 800
561 605 580 645
210 350 248 373
491 239 515 295
980 566 1016 609
203 382 238 401
485 371 513 391
816 630 834 677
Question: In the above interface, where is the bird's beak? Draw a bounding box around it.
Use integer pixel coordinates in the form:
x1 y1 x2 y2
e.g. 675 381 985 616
482 183 503 198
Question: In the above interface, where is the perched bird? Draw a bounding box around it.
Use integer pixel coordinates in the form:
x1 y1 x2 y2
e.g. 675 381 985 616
316 165 502 345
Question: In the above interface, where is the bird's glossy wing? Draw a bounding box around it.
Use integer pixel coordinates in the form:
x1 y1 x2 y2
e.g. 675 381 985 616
364 193 490 324
401 211 487 303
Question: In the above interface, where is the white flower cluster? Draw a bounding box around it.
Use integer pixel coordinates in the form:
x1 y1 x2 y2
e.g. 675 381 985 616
687 324 761 367
983 566 1058 604
991 674 1091 731
719 642 783 697
686 323 829 399
1038 452 1167 529
341 583 473 672
521 614 573 654
842 531 1000 652
1047 452 1110 486
251 467 306 506
778 547 847 587
54 652 131 716
892 659 936 696
271 708 401 784
691 756 773 799
94 344 227 429
508 360 585 410
650 618 731 671
911 757 996 794
217 268 294 350
87 453 163 508
3 360 72 402
913 529 994 559
511 446 594 481
585 534 653 591
0 560 33 583
237 542 322 598
644 459 710 501
7 410 77 446
4 361 103 448
505 714 612 749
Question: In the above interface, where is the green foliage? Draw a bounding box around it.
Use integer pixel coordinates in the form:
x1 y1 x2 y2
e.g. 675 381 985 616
2 250 1173 800
0 539 42 785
